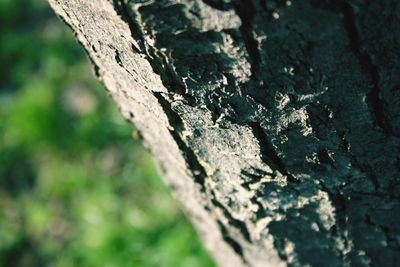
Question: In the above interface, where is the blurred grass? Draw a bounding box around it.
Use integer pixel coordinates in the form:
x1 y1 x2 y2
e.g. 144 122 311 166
0 0 215 266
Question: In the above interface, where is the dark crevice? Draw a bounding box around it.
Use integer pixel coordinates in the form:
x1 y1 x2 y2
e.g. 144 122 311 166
250 194 267 220
248 122 299 183
317 149 334 165
113 0 147 52
152 92 184 132
114 49 123 66
131 43 141 54
340 133 350 152
202 0 234 11
338 0 394 136
162 63 193 100
339 132 380 191
318 181 349 261
84 51 101 78
305 104 334 141
115 0 196 104
171 128 207 190
379 225 398 248
92 64 101 77
240 168 271 190
153 92 207 191
233 0 261 79
217 221 247 262
212 198 252 242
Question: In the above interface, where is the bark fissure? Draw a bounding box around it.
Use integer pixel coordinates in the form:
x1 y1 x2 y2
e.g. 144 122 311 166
118 0 196 103
202 0 233 11
213 197 253 241
217 221 247 261
339 132 380 191
153 92 207 190
338 0 394 136
248 122 298 183
233 0 261 79
113 0 146 53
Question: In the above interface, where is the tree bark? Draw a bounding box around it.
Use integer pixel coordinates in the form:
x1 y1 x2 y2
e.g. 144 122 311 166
48 0 400 266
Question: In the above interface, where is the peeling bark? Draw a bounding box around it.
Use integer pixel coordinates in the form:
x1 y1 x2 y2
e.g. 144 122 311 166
48 0 400 266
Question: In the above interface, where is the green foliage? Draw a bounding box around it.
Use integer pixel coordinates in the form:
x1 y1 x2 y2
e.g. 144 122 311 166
0 1 215 266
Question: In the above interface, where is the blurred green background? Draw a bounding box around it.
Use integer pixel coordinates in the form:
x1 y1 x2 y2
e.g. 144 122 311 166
0 0 215 266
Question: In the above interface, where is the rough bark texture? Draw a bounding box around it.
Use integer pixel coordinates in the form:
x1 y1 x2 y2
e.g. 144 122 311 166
48 0 400 266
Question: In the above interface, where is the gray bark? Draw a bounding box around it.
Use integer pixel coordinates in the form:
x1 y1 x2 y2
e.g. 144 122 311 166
48 0 400 266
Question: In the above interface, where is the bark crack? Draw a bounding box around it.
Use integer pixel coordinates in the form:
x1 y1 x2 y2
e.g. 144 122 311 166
338 0 394 136
153 92 208 191
116 0 197 104
248 122 299 184
233 0 261 79
202 0 233 11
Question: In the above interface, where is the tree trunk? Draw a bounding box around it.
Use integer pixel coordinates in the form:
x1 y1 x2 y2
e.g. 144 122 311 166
48 0 400 266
